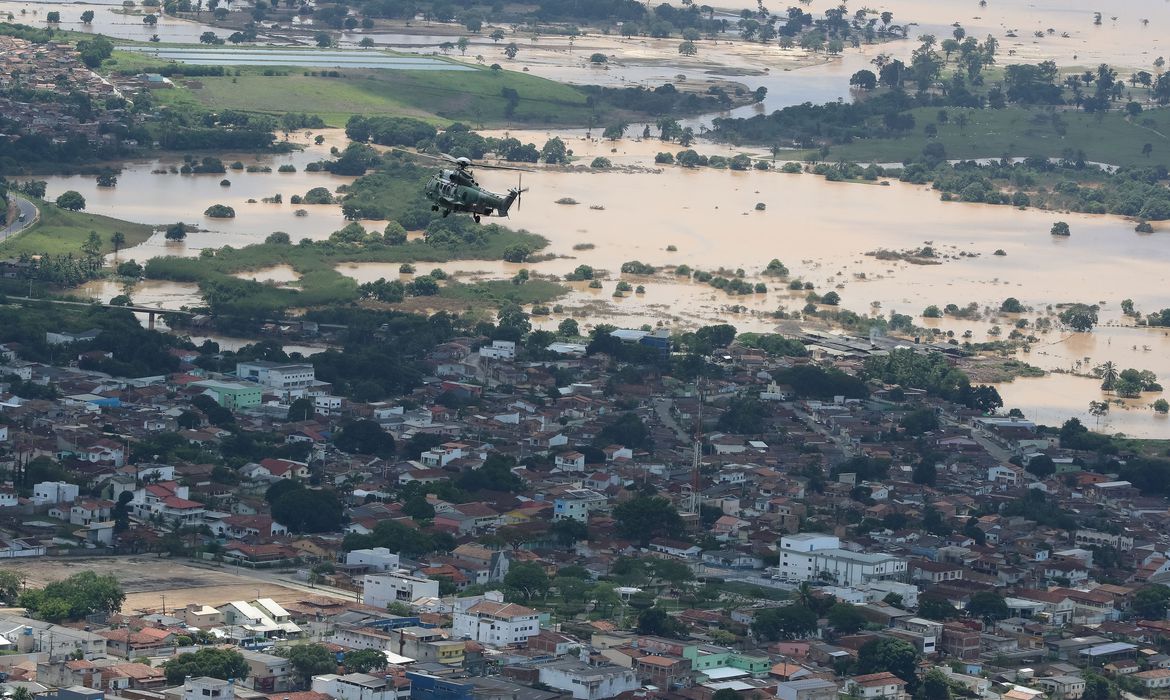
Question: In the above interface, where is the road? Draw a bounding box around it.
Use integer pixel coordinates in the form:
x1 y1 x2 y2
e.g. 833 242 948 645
654 398 692 443
0 196 37 243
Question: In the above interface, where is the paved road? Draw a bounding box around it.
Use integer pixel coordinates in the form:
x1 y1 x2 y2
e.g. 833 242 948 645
654 397 692 443
1 196 37 243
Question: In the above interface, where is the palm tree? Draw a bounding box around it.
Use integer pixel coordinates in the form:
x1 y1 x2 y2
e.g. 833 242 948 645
111 230 126 254
1095 361 1120 390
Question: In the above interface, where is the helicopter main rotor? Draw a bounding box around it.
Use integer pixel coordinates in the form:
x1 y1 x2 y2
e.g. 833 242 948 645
389 147 534 172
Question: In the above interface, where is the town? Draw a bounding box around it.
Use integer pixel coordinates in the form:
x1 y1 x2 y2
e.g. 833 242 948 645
4 308 1170 700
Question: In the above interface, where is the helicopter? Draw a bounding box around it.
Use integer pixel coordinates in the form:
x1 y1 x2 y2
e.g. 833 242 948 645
411 151 531 223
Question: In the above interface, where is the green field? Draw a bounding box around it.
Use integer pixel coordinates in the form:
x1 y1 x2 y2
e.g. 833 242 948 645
145 63 598 128
0 202 155 257
439 278 569 305
805 106 1170 167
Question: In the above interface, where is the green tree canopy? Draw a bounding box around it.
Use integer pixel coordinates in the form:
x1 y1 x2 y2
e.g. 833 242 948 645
280 643 337 683
20 571 124 622
751 604 818 641
613 496 684 545
163 648 249 685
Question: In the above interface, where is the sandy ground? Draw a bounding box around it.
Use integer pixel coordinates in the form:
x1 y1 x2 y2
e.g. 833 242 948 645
7 557 333 615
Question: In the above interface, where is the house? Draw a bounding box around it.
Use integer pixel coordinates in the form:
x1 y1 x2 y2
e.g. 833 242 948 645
241 650 294 693
311 674 409 700
553 489 608 522
1134 670 1170 691
1034 676 1086 699
648 539 703 560
537 661 638 700
777 534 907 586
775 679 838 700
451 600 541 647
844 672 908 700
554 452 586 472
363 572 440 609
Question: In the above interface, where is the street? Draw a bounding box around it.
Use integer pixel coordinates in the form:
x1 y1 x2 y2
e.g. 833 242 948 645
1 196 37 243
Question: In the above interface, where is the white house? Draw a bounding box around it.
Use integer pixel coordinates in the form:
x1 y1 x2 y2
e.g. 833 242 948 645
554 451 586 472
538 661 638 700
182 677 235 700
363 571 440 609
479 340 516 360
451 600 540 647
32 481 79 506
346 548 401 572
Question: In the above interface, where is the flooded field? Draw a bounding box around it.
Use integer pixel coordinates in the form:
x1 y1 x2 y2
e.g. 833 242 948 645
119 46 475 69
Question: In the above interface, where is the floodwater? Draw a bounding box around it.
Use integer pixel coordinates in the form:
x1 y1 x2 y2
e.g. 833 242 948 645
0 1 256 43
118 46 476 69
42 132 354 258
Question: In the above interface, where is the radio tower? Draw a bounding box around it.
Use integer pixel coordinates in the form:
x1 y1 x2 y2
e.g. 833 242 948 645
689 385 703 514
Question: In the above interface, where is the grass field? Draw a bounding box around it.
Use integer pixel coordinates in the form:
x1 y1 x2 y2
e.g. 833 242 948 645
805 106 1170 167
144 63 597 128
440 278 569 305
0 201 156 257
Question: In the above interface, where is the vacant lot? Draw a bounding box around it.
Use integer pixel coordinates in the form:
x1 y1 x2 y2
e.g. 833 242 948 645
8 557 330 614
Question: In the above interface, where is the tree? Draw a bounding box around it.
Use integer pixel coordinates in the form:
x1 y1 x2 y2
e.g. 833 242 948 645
402 494 435 520
752 604 817 641
599 412 651 450
200 31 219 44
613 496 684 545
678 40 697 56
504 562 550 602
46 10 60 21
857 637 918 686
821 291 841 305
1155 398 1169 414
165 222 188 241
1051 221 1071 236
457 37 470 55
1059 304 1099 332
0 570 23 605
110 230 126 253
80 9 95 22
143 13 157 25
343 648 388 674
270 488 344 533
966 591 1009 622
1132 585 1170 620
334 419 395 457
1096 361 1120 390
558 318 580 337
1000 297 1024 313
55 190 86 211
287 397 314 421
827 603 867 634
504 42 519 59
918 597 959 621
164 648 249 685
314 31 332 47
541 137 569 164
850 69 877 89
82 230 103 262
281 643 336 685
490 29 506 42
1025 454 1055 479
19 571 124 622
637 607 688 638
921 669 952 700
602 123 627 141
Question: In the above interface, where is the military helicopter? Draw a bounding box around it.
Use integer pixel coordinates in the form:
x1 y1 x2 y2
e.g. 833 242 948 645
410 151 531 223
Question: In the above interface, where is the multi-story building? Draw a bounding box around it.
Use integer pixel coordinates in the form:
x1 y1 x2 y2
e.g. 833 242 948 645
240 649 293 693
236 361 316 395
537 661 639 700
776 534 907 586
346 547 401 572
363 571 440 609
311 673 410 700
553 489 608 522
451 600 540 647
192 380 262 410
